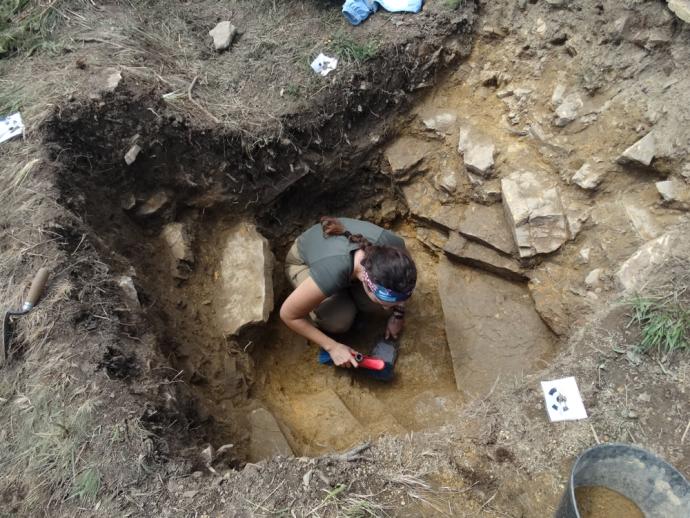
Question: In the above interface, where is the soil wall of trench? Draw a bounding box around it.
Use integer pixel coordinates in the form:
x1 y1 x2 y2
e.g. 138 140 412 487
42 9 477 465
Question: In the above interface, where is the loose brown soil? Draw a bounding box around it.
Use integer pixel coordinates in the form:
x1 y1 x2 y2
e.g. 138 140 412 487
575 486 644 518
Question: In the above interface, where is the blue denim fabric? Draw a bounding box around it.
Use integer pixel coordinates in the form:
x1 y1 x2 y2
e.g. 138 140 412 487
342 0 423 26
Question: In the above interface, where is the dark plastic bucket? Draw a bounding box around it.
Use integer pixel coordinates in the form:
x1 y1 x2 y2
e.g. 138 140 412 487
556 443 690 518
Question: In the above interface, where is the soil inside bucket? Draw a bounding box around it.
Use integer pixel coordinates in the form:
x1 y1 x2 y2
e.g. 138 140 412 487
575 486 644 518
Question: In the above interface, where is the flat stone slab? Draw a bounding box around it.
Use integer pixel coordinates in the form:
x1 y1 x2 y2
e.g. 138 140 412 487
402 181 462 231
215 222 274 335
501 171 569 258
438 258 555 394
458 203 515 255
248 408 293 462
444 233 525 282
384 137 433 180
458 122 495 177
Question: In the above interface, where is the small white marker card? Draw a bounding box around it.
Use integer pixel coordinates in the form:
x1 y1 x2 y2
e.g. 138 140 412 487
541 376 588 422
0 112 24 144
310 53 338 76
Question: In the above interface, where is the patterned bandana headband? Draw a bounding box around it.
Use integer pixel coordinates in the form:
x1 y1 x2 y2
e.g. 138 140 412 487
361 268 412 304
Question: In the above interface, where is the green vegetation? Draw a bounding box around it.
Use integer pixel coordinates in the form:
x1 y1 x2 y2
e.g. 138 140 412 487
443 0 465 10
330 31 379 63
628 295 690 357
0 0 63 57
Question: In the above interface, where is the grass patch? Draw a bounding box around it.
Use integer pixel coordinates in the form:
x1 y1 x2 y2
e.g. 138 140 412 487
329 31 379 63
443 0 465 10
627 295 690 358
0 0 65 57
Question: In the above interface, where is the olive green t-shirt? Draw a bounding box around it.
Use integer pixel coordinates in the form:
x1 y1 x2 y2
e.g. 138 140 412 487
297 218 405 296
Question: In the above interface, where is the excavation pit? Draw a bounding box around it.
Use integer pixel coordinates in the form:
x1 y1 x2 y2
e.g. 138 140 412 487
45 73 568 464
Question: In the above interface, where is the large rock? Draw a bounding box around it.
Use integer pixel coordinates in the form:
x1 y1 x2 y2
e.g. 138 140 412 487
528 264 582 336
668 0 690 23
161 223 194 279
248 408 293 462
457 122 495 177
444 233 525 282
215 222 274 335
384 137 433 181
617 131 656 167
501 171 569 258
656 178 690 210
616 233 675 292
402 181 462 231
458 203 515 255
438 258 555 394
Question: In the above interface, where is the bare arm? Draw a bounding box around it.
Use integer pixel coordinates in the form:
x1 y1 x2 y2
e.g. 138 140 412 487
279 277 358 367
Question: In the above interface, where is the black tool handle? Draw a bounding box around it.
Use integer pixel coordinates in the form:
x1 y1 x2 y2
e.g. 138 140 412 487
25 268 49 308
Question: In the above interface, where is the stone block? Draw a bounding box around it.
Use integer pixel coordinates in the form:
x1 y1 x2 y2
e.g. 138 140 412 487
215 222 274 335
501 171 569 258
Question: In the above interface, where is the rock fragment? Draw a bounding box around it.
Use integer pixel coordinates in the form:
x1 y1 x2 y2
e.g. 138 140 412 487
655 178 690 210
458 122 495 177
215 222 274 335
124 144 141 165
421 111 457 135
161 223 194 279
209 21 237 52
553 93 583 127
668 0 690 23
137 191 170 216
117 276 140 311
572 163 605 190
617 131 656 167
584 268 603 289
434 170 458 194
501 171 569 258
444 233 525 282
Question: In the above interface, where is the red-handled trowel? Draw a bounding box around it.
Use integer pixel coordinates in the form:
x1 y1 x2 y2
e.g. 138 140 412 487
1 268 50 368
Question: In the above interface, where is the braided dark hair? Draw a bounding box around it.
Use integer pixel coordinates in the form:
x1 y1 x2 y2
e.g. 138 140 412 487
320 216 417 294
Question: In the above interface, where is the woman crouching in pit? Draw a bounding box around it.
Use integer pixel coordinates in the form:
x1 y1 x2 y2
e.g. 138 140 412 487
279 216 417 368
